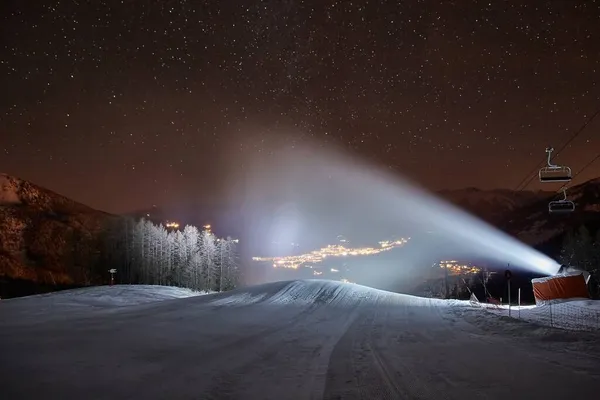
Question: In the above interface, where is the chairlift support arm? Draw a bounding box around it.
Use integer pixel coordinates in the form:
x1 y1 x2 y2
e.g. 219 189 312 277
545 147 558 168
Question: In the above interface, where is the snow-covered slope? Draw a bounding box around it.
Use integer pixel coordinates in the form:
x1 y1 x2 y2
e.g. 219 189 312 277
1 279 599 399
0 284 206 325
209 279 468 310
3 284 203 308
477 299 600 331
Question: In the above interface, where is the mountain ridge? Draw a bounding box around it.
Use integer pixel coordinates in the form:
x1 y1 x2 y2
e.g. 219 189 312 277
0 173 115 289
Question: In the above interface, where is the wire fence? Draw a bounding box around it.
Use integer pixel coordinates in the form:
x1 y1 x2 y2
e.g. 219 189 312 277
474 300 600 332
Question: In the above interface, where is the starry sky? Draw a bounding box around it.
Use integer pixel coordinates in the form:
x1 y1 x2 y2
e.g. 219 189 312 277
2 0 599 214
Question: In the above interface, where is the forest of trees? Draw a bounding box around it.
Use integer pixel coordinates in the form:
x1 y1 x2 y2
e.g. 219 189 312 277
558 225 600 298
91 218 240 292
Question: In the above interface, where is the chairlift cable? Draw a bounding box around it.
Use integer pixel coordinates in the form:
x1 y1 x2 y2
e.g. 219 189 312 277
555 152 600 194
513 107 600 192
545 152 598 213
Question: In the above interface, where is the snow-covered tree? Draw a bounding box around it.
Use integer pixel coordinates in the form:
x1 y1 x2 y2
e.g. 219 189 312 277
182 225 200 289
220 237 240 291
199 229 218 291
172 230 186 286
98 217 239 292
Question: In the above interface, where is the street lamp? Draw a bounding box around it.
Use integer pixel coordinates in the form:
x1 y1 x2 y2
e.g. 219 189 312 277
108 269 117 286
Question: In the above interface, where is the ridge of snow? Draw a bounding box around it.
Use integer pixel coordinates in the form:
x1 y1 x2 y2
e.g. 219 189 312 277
211 292 268 306
210 279 473 309
2 284 206 309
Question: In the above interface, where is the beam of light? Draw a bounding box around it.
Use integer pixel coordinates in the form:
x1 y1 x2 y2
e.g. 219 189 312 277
226 133 560 284
366 172 560 276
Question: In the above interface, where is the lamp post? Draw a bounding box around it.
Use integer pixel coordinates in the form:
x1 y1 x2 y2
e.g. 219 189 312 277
109 269 117 286
505 267 512 317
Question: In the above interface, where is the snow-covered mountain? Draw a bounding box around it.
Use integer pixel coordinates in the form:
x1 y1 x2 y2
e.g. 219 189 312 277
0 173 116 293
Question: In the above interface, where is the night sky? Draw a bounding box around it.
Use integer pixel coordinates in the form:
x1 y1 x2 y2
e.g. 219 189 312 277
2 1 599 214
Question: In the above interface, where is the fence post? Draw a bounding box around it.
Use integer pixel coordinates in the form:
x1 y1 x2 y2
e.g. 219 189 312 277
518 288 521 319
505 268 512 318
508 280 511 317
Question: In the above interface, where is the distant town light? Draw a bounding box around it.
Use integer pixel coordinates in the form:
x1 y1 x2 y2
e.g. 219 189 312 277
438 260 481 275
253 237 410 269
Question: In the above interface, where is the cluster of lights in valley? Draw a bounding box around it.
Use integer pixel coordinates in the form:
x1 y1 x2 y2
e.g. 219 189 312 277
163 219 482 283
252 237 482 283
437 261 482 276
253 238 410 270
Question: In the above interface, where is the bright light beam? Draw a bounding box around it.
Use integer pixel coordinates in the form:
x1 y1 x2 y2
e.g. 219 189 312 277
331 153 560 276
382 177 559 275
227 134 560 279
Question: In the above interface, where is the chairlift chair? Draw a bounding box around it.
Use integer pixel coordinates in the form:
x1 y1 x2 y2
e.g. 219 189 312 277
548 188 575 213
539 147 572 182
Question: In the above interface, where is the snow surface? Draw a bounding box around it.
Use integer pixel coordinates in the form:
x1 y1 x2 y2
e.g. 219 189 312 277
1 279 599 399
0 285 206 325
480 298 600 331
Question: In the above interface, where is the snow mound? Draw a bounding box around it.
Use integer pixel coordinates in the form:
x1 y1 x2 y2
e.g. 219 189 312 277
210 279 472 309
211 292 268 306
0 285 209 327
2 285 205 310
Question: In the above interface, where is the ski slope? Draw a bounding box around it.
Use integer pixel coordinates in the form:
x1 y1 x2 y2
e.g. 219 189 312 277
0 285 205 325
1 280 599 399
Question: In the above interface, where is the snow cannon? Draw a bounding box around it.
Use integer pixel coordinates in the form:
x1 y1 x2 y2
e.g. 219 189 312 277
532 265 590 305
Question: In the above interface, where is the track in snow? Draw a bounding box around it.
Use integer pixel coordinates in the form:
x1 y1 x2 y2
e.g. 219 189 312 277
1 279 599 399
